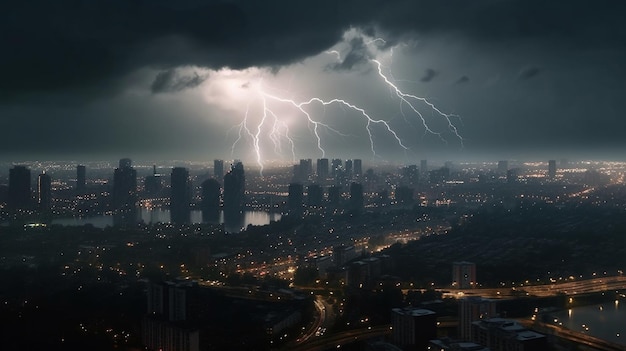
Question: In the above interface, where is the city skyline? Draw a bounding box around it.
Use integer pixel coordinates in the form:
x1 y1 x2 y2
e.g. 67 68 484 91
1 1 626 163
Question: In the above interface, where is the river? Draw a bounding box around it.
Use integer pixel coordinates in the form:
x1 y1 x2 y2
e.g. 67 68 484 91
550 300 625 346
50 208 281 233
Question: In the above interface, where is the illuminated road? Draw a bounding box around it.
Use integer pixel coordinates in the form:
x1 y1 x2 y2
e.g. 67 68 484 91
284 325 392 351
445 275 626 299
521 320 626 351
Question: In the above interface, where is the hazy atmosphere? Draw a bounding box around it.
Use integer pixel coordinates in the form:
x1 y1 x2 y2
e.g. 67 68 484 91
2 0 626 162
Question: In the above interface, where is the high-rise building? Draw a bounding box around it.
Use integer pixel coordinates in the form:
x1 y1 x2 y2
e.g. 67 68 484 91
395 185 414 206
213 159 224 180
327 185 341 207
37 173 51 210
402 165 419 186
112 158 137 211
353 159 362 177
345 159 353 178
223 162 245 214
144 165 163 196
8 165 31 210
316 158 329 180
459 296 498 341
391 308 437 350
119 158 132 169
331 159 342 178
548 160 557 178
420 159 428 177
349 182 363 213
170 167 191 225
76 165 86 193
200 178 221 220
452 261 477 289
288 183 304 216
307 184 323 207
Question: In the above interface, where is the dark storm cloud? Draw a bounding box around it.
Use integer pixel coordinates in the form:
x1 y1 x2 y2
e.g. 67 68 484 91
2 0 625 99
151 69 207 94
327 37 371 71
517 67 542 80
420 69 438 82
456 76 470 84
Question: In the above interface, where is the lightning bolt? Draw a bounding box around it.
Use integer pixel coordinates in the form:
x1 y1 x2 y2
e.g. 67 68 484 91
226 31 463 172
371 59 464 146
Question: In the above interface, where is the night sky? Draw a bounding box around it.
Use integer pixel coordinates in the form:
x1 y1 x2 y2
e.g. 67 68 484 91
2 0 626 163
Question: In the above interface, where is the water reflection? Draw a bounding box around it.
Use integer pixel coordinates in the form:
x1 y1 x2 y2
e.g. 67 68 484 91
51 209 281 233
551 301 625 345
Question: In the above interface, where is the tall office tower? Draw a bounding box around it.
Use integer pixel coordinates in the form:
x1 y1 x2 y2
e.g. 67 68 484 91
349 182 364 213
76 165 86 193
301 159 313 177
37 173 52 210
458 296 497 341
170 167 191 225
395 185 414 206
331 159 342 178
113 158 137 211
200 178 221 213
402 165 419 186
327 185 341 207
452 261 477 289
391 308 437 351
8 165 31 210
420 159 428 177
144 165 163 196
344 159 353 179
307 184 323 207
213 159 224 180
288 183 304 216
119 158 132 169
223 162 245 214
353 159 362 177
316 158 329 180
548 160 557 178
497 160 508 174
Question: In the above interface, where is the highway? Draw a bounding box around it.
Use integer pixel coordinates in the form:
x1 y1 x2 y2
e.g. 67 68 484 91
283 325 391 351
445 275 626 299
521 320 626 351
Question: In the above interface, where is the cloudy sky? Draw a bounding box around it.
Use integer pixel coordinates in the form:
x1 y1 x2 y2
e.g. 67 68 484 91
2 0 626 163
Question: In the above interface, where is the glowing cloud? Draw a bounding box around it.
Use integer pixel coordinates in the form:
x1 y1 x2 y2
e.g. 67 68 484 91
197 29 463 174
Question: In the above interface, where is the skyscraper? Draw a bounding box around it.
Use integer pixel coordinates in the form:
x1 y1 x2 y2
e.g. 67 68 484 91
288 183 304 216
213 159 224 181
316 158 329 180
331 159 342 178
327 185 341 207
344 159 353 178
548 160 557 178
37 172 51 210
223 162 245 215
420 159 428 177
353 159 362 177
76 165 86 193
349 182 363 213
391 308 437 350
144 165 163 196
8 165 31 210
112 158 137 211
170 167 191 225
307 184 323 207
459 297 497 340
452 261 477 289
